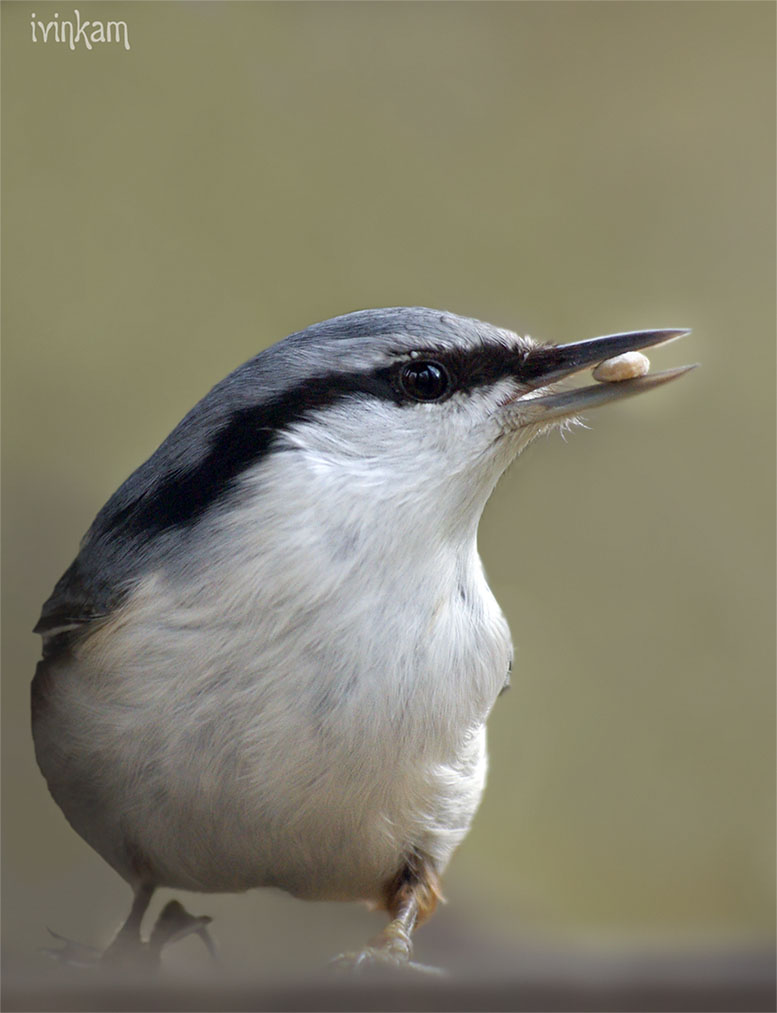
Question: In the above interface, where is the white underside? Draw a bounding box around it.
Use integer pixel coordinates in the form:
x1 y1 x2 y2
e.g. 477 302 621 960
34 420 515 902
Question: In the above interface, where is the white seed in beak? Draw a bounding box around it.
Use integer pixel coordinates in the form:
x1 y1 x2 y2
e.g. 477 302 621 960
592 351 651 382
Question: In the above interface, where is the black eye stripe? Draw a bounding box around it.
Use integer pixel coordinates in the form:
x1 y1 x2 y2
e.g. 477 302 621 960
396 342 524 399
95 342 529 540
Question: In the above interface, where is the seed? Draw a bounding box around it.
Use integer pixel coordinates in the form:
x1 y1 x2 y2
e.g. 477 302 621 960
592 351 650 382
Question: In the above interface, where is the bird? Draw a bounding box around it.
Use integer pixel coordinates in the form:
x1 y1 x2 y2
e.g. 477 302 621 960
31 307 694 972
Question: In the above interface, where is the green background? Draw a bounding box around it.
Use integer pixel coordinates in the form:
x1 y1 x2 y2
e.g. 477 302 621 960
3 0 774 981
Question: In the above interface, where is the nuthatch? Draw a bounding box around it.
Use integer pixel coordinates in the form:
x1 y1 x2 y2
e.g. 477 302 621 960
32 308 693 971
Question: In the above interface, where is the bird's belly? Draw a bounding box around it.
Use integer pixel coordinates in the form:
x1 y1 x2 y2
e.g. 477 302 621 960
220 728 489 903
33 561 509 899
34 644 492 901
143 713 489 900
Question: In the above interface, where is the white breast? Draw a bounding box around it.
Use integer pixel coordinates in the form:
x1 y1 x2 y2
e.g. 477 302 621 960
40 432 513 900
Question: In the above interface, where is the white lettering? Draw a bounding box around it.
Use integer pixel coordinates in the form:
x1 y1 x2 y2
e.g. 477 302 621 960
38 19 56 42
106 20 130 51
30 9 131 50
71 10 93 50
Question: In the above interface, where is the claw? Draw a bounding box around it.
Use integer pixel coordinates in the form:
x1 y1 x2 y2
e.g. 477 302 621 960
329 919 445 977
40 928 102 968
330 947 446 977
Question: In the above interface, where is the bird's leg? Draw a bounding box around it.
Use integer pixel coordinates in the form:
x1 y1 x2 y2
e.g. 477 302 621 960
100 882 155 966
368 892 418 964
102 882 154 959
103 888 217 968
43 884 216 971
331 853 446 975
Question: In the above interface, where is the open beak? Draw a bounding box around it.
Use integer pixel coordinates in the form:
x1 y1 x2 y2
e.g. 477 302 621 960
518 328 697 422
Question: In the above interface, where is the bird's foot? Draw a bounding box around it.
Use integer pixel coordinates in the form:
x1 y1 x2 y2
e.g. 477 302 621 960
146 900 215 958
40 929 103 968
41 900 216 972
330 920 445 977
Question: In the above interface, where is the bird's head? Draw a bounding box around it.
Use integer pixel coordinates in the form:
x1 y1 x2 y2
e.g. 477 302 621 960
229 307 693 536
89 307 694 561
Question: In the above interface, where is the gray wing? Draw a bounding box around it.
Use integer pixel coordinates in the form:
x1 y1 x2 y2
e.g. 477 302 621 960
34 556 120 658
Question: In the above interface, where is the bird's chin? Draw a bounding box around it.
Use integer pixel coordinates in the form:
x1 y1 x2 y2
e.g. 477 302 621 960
492 408 555 456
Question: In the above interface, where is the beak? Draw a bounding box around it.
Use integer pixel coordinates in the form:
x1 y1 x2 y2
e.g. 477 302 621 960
517 328 697 422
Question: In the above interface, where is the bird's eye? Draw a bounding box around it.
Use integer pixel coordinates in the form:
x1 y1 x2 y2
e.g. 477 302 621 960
399 361 451 402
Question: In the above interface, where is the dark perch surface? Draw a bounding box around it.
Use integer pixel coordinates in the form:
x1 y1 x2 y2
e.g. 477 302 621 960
4 943 774 1012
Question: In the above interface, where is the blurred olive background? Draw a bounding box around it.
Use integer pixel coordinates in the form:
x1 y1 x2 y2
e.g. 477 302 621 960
2 0 774 987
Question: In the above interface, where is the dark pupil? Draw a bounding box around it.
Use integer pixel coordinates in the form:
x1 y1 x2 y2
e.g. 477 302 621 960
401 362 448 401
